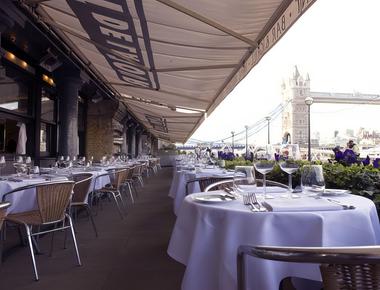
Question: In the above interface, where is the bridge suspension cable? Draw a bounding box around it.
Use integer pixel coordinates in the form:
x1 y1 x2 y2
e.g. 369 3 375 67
189 99 291 144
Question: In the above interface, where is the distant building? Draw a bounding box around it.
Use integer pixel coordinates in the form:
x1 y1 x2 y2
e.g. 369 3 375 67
282 66 380 147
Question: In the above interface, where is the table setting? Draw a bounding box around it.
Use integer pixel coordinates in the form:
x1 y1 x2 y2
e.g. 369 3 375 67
168 147 380 290
168 186 380 290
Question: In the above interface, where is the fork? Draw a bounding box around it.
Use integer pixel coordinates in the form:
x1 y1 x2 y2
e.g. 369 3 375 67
243 194 257 212
250 194 267 212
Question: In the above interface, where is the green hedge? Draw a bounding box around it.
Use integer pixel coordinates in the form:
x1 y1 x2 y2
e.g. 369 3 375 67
224 158 380 199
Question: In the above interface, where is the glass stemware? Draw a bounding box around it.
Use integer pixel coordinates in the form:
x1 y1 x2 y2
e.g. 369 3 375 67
0 156 6 177
278 145 300 198
253 145 276 199
13 156 26 176
301 165 325 196
233 166 256 195
25 156 32 177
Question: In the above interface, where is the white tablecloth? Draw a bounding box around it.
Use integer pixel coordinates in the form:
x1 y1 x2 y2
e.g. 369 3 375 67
169 167 235 215
0 176 68 213
168 191 380 290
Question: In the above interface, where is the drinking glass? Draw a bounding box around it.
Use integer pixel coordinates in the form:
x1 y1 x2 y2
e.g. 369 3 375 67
301 165 325 195
253 145 276 199
31 166 40 175
25 156 32 176
278 145 300 198
0 156 6 177
13 158 26 176
233 166 256 197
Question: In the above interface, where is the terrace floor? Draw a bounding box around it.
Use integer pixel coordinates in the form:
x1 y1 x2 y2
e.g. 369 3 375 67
0 168 185 290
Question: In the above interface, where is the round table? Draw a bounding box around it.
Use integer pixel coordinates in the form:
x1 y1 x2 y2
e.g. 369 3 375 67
168 191 380 290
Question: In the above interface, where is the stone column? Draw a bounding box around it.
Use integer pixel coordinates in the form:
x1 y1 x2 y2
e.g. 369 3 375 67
57 75 82 157
128 126 136 158
86 99 118 161
151 137 158 156
135 131 142 157
121 126 128 154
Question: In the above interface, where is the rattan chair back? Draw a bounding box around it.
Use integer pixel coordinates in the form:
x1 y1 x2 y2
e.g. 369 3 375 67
0 202 11 230
132 165 142 176
126 166 134 179
72 173 93 203
113 169 128 189
237 245 380 290
198 177 231 192
204 178 288 192
186 176 231 195
320 263 380 290
36 181 74 224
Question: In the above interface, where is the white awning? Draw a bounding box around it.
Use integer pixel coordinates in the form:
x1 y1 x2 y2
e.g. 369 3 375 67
29 0 316 142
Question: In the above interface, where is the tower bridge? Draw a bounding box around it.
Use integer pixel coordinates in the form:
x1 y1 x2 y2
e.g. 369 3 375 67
282 66 380 146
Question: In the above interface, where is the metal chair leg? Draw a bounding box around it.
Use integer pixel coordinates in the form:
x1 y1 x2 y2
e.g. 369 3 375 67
127 183 135 203
25 225 39 281
0 226 4 265
116 190 127 207
138 176 144 187
49 224 58 257
111 193 124 219
84 205 98 237
66 214 82 266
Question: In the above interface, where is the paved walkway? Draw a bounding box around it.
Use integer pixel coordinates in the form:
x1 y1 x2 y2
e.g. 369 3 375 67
0 168 185 290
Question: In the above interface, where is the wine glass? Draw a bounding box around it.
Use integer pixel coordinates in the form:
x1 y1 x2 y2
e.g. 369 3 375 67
233 166 256 198
301 165 325 196
0 156 6 177
25 156 32 177
89 156 94 166
13 157 26 177
278 145 300 198
253 145 276 199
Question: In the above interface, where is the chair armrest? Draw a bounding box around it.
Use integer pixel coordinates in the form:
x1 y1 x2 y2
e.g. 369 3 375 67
238 245 380 265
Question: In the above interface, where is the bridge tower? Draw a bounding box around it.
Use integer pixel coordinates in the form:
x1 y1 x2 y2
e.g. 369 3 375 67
281 66 311 146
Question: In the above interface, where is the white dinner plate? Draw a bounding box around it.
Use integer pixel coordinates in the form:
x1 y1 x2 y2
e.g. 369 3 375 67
192 194 235 203
322 189 351 196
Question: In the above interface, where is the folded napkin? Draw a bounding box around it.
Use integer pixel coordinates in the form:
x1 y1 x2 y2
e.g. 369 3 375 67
262 197 342 212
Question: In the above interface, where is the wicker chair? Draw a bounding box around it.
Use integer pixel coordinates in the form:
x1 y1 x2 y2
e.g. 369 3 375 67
237 245 380 290
156 158 161 170
121 167 136 203
0 202 11 230
204 178 289 192
71 173 97 237
3 181 80 281
94 169 127 219
185 176 232 195
132 165 144 187
0 202 11 264
148 159 158 175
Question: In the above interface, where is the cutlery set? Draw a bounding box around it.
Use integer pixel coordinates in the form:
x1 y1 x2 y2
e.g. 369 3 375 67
224 188 355 211
242 193 268 212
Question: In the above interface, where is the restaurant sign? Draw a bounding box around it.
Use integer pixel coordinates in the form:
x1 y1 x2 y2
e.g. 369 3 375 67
67 0 159 89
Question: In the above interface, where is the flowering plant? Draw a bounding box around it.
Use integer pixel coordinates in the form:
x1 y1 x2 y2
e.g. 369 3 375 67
218 151 235 161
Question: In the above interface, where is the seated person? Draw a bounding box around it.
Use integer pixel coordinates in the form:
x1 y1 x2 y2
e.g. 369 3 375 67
374 158 380 169
331 146 343 162
362 155 370 166
342 148 357 165
347 140 360 156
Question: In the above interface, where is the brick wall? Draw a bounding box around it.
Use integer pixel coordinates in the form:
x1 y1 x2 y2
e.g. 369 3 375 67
86 99 119 161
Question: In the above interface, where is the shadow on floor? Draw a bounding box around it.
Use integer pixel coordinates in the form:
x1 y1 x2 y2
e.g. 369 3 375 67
0 168 185 290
